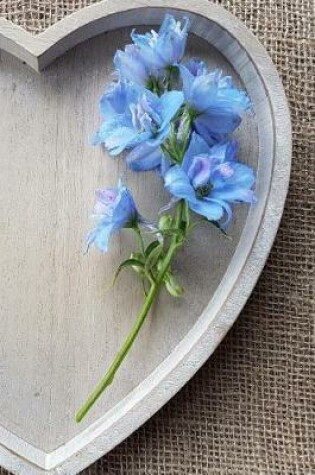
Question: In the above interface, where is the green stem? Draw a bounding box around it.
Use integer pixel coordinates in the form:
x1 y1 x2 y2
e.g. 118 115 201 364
75 201 185 423
134 225 145 255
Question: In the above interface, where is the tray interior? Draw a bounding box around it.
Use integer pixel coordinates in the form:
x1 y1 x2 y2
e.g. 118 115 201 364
0 26 258 452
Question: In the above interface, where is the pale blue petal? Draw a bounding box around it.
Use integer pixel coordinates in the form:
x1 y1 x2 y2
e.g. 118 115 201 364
159 156 171 177
216 86 251 112
195 109 242 136
160 14 190 38
164 166 196 202
131 29 151 47
158 14 176 35
211 162 255 190
99 81 140 117
184 58 208 77
187 73 218 111
94 119 123 146
193 116 223 145
179 65 196 103
103 126 141 155
87 223 113 253
146 123 171 147
206 141 238 163
113 187 138 228
154 34 176 65
211 186 257 203
189 200 224 221
114 48 148 85
159 91 184 128
228 162 256 188
182 132 211 172
126 144 163 171
204 198 233 227
136 45 166 70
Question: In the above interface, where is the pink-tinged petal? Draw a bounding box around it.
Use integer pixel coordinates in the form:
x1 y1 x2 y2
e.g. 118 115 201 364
95 188 118 204
216 163 235 179
187 156 213 188
182 132 211 172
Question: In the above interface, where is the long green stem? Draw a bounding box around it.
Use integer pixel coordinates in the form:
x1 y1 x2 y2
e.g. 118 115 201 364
76 201 185 423
134 225 145 255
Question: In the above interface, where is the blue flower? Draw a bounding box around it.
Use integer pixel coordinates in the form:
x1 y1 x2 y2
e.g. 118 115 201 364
94 80 184 171
86 181 140 253
114 15 190 86
180 65 251 144
164 133 257 225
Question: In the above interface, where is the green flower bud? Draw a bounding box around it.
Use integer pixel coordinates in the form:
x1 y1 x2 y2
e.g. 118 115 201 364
159 215 172 231
164 273 184 298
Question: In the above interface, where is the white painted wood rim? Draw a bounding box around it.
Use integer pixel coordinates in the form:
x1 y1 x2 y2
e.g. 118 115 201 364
0 1 291 473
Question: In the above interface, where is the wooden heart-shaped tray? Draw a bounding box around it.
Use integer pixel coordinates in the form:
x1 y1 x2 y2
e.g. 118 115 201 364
0 1 291 473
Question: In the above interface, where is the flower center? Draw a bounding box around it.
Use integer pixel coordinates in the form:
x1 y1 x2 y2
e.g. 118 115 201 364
196 182 213 198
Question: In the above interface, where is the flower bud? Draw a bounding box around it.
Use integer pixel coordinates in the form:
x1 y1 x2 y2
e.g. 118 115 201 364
158 215 172 231
164 273 184 297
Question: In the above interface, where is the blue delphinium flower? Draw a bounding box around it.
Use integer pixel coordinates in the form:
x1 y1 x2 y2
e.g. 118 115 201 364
180 65 251 144
164 133 257 225
93 80 184 171
87 181 140 253
114 15 190 86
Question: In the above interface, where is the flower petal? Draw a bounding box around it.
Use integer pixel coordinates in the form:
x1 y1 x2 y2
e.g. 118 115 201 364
211 186 257 203
193 116 224 145
182 132 211 172
211 162 256 191
184 58 208 77
179 64 196 103
101 125 142 155
164 166 196 202
127 144 164 171
86 223 113 253
159 91 184 128
188 156 213 188
195 109 241 138
112 186 138 229
114 47 148 85
189 199 224 221
99 81 140 117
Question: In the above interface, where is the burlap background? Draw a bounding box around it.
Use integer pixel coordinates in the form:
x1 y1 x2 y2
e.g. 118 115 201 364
0 0 314 474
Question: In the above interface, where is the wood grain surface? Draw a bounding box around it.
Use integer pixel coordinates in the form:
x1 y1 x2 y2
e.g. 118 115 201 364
0 26 255 453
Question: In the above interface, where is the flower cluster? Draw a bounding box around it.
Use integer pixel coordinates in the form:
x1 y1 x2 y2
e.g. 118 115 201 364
77 15 257 422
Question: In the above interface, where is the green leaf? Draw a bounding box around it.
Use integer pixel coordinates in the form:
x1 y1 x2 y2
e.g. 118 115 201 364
145 240 161 259
130 252 145 263
115 258 145 280
103 258 145 292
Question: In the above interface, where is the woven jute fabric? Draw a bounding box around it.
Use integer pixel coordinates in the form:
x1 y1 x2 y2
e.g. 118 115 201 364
0 0 314 474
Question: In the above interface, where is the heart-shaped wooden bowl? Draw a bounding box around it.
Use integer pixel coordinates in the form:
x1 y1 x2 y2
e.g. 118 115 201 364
0 1 291 474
